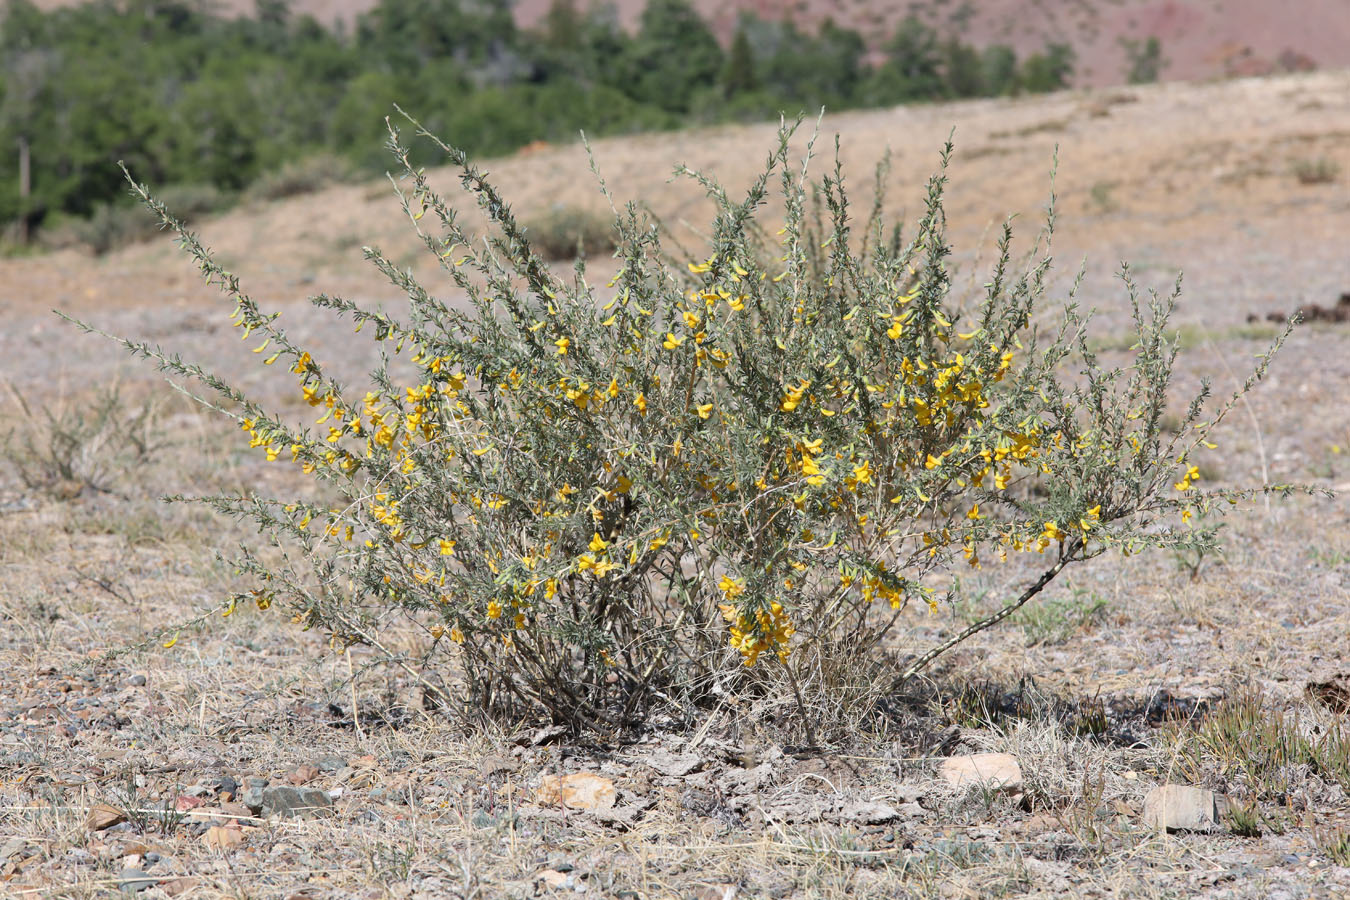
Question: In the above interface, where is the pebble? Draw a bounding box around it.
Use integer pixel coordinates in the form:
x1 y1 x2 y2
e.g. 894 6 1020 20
118 868 157 893
127 675 147 687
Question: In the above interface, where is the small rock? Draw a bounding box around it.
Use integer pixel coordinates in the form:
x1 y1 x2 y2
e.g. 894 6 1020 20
1142 784 1228 833
939 753 1023 792
840 799 902 825
768 796 829 823
127 675 147 687
369 785 407 805
316 755 346 774
520 724 568 746
186 806 226 824
202 825 245 850
287 764 321 785
719 763 775 795
118 867 156 893
160 878 198 897
87 802 127 831
896 784 926 804
219 801 253 819
1 838 26 861
260 785 332 819
592 803 646 829
537 773 617 812
647 750 702 777
214 775 239 797
174 794 206 812
240 777 267 814
1013 813 1066 835
537 868 573 890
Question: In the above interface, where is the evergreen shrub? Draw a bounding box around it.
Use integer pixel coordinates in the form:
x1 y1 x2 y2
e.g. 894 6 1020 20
92 118 1296 737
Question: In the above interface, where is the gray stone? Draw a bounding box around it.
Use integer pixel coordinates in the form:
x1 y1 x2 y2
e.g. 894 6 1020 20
118 868 156 893
840 799 902 824
316 755 347 774
127 675 147 687
240 777 267 814
647 750 702 778
1142 784 1229 833
260 785 332 819
1 838 26 861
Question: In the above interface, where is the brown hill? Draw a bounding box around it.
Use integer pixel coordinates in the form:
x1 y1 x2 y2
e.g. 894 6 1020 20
25 0 1350 87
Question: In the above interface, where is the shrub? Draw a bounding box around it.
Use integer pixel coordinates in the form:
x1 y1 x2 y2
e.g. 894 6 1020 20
1291 157 1340 186
91 117 1299 739
245 153 354 203
523 205 617 260
2 380 167 499
54 184 228 256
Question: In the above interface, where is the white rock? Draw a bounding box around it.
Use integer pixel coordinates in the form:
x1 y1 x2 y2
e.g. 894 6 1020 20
939 753 1023 792
1142 784 1228 833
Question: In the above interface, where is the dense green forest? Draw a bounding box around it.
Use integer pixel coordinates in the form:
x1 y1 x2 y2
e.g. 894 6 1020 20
0 0 1076 242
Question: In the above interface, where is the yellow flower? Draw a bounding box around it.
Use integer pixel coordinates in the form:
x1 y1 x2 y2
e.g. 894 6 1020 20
718 575 745 600
486 600 503 620
588 533 609 553
696 402 713 419
554 337 570 355
449 626 464 643
663 332 685 349
439 539 456 556
634 392 648 414
779 379 809 412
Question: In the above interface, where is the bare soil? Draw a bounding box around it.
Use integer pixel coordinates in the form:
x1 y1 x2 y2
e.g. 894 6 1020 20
1 71 1349 898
